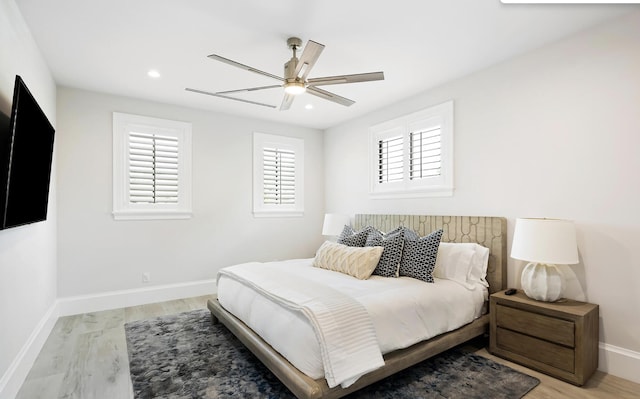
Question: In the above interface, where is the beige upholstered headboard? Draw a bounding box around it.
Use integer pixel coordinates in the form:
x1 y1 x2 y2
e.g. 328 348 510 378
354 214 507 294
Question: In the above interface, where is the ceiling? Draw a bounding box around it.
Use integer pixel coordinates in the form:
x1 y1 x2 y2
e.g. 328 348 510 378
15 0 638 130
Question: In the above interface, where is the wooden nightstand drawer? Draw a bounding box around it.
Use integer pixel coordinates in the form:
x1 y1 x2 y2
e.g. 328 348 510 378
496 304 575 347
496 327 575 372
489 290 599 386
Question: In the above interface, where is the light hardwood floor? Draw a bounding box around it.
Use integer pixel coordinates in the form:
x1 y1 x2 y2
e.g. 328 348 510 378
16 296 214 399
16 296 640 398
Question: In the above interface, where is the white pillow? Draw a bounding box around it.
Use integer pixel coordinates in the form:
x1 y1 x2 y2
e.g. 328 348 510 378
313 241 384 280
434 243 476 284
434 243 490 288
468 243 490 288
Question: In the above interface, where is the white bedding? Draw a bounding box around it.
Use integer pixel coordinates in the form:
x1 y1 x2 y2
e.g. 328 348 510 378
217 258 487 383
218 261 384 388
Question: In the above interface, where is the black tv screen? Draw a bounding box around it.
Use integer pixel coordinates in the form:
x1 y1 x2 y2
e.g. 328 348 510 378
0 75 55 230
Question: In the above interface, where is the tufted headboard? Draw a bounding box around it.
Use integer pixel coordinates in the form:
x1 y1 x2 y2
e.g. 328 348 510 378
354 214 507 294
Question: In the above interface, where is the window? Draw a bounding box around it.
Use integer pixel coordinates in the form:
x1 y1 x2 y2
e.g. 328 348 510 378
113 112 192 220
253 132 304 217
378 134 404 183
409 126 442 180
263 147 296 205
369 101 453 197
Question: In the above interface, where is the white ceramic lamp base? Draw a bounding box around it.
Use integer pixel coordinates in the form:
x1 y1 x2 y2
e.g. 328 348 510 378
520 262 565 302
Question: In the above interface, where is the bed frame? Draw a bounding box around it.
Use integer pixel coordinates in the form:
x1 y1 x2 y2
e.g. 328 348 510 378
207 214 507 399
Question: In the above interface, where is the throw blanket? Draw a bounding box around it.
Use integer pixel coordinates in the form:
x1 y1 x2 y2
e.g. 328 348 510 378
218 262 385 388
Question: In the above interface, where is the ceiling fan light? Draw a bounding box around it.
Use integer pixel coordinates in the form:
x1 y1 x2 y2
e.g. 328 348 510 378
284 82 306 95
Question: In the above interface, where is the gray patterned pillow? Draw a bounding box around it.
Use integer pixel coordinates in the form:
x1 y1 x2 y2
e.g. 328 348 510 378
402 227 420 240
338 225 373 247
366 227 405 277
398 229 444 282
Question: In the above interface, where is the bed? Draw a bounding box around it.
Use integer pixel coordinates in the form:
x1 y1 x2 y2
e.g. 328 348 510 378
207 214 507 399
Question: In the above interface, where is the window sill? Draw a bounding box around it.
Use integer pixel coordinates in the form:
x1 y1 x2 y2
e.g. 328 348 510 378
112 210 193 221
369 186 454 199
253 210 304 218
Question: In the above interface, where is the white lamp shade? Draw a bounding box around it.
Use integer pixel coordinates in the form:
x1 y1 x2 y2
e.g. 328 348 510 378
511 218 579 265
322 213 350 236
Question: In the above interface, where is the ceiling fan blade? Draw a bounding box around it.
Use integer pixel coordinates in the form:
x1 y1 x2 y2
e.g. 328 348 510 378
306 86 355 107
215 85 282 95
185 88 277 109
208 54 284 82
295 40 325 81
280 93 295 111
307 71 384 87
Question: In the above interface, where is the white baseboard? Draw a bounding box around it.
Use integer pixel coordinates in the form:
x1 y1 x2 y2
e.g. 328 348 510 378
0 302 59 399
57 279 217 316
0 279 216 399
599 342 640 384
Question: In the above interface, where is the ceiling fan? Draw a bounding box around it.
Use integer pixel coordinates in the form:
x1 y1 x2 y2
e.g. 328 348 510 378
186 37 384 111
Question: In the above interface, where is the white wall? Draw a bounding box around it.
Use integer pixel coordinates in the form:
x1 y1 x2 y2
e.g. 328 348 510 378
0 0 58 394
56 87 325 297
324 12 640 382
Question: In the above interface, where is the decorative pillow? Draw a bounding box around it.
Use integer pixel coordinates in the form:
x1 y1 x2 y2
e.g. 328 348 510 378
400 226 421 241
313 241 384 280
366 227 405 277
337 225 373 247
398 229 444 282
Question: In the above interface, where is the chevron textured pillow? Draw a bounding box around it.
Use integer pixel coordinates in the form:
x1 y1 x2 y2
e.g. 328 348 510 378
313 241 384 279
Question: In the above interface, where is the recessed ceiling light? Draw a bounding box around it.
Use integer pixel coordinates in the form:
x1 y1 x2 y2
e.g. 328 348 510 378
305 104 313 110
147 69 161 78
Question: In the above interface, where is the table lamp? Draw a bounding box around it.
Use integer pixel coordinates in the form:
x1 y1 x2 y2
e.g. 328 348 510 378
322 213 350 237
510 218 578 302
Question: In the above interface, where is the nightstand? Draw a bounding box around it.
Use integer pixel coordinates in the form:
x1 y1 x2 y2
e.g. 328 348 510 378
489 290 599 386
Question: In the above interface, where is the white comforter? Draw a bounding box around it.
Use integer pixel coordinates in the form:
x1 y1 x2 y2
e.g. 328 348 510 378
218 261 384 388
217 258 486 385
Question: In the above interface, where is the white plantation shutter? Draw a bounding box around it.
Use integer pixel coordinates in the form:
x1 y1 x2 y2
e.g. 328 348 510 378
369 101 453 197
263 147 296 205
113 113 192 220
378 135 404 183
253 133 304 217
128 132 179 204
409 126 441 180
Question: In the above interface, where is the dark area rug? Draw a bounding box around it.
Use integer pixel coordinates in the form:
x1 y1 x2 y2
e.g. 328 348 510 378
125 309 539 399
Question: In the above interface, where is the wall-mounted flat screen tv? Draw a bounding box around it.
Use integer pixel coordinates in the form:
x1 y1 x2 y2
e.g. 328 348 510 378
0 75 55 230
